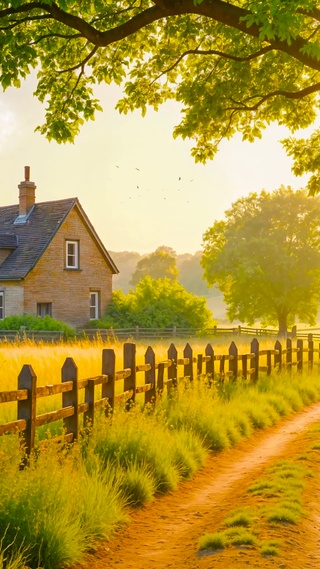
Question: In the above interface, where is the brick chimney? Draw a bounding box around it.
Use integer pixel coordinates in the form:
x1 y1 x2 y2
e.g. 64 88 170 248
18 166 36 216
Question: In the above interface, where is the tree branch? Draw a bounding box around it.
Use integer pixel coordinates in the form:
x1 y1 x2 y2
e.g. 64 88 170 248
0 14 50 31
0 0 320 77
225 82 320 112
151 45 274 84
1 0 320 73
29 32 82 45
58 46 98 74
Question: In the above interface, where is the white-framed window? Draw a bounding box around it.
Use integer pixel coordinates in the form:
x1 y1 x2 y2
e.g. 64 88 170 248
66 240 79 269
0 292 4 320
37 303 52 317
90 291 100 320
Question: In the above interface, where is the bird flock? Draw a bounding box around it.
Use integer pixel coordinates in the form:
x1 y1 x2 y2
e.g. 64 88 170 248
114 164 195 204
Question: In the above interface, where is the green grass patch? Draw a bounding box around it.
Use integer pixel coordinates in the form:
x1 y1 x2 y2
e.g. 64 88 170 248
260 540 280 557
266 506 300 524
198 532 227 551
224 509 254 528
224 527 258 546
199 452 313 559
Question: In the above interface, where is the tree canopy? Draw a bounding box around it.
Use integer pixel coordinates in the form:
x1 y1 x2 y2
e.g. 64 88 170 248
2 1 320 191
201 186 320 334
130 248 178 286
94 276 214 328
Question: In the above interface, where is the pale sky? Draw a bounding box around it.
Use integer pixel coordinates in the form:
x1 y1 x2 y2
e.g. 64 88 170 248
0 74 311 255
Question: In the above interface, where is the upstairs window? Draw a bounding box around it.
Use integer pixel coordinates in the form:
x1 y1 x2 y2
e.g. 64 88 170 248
66 240 79 269
0 292 4 320
90 291 100 320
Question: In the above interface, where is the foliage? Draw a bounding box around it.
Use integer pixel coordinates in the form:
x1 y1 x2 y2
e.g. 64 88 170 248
178 251 210 296
0 315 75 336
110 251 142 293
111 249 211 297
130 248 178 286
92 276 215 328
201 187 320 334
2 2 320 186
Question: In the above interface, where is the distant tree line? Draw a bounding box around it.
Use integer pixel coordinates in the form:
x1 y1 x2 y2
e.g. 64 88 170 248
109 186 320 334
110 246 212 297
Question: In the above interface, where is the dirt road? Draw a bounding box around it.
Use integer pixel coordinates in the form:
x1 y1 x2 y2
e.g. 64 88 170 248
75 402 320 569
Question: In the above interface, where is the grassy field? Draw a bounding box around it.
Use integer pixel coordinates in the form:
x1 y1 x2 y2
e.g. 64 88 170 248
1 337 320 569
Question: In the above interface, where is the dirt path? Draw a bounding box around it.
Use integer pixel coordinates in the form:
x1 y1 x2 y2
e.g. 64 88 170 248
75 402 320 569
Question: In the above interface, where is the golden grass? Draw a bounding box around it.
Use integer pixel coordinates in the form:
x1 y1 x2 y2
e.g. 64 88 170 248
0 335 314 423
0 335 311 389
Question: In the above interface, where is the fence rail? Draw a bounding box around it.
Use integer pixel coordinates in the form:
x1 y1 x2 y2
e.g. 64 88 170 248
79 325 281 340
1 336 319 457
1 325 320 342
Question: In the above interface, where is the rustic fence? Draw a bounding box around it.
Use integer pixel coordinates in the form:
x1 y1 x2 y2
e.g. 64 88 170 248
1 325 320 342
0 337 319 456
79 325 281 341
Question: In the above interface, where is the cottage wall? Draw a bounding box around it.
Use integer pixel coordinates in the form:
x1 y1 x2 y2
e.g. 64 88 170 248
23 207 113 328
0 285 24 316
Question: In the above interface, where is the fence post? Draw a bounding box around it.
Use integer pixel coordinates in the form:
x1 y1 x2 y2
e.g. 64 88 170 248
308 333 314 372
274 340 282 372
62 358 79 442
157 362 165 394
18 365 37 457
242 354 248 379
124 342 136 408
135 326 140 341
101 348 116 414
197 353 203 377
291 325 297 339
286 338 292 374
228 341 238 380
84 378 95 427
167 343 178 387
250 338 259 381
266 350 272 376
205 344 215 381
145 346 156 405
183 343 193 381
297 339 303 373
172 326 177 338
220 354 225 381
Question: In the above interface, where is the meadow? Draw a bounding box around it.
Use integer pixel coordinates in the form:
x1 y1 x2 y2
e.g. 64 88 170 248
1 336 320 569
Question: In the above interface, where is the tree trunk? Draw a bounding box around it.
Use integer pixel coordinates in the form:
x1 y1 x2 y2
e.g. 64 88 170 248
278 314 288 338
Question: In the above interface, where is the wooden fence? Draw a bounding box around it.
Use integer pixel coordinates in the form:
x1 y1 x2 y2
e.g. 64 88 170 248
1 325 320 342
80 325 281 340
0 337 319 456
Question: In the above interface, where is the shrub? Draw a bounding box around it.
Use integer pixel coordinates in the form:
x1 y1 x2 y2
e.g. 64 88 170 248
90 276 215 329
0 315 75 336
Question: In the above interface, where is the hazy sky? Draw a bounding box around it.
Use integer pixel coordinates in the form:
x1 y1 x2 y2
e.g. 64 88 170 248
0 75 311 255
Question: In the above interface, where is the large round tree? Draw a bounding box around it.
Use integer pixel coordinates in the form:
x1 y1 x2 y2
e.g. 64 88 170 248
130 248 178 286
201 187 320 335
2 1 320 188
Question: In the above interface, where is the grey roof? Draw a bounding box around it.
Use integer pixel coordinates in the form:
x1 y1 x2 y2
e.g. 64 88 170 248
0 233 18 249
0 198 118 280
